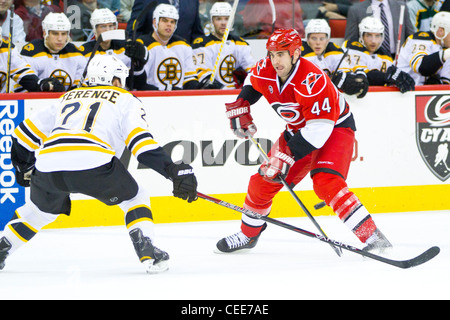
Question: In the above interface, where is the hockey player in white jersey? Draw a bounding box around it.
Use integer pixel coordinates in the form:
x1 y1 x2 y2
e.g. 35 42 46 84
191 1 255 89
341 16 415 93
301 18 369 99
0 27 63 93
125 4 213 90
0 55 198 274
19 13 86 91
79 8 148 89
397 11 450 84
79 8 131 68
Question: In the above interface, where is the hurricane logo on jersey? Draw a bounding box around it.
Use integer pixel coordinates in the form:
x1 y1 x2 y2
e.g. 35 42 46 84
219 54 236 84
301 72 322 95
416 94 450 181
271 102 303 125
157 57 182 89
50 69 72 89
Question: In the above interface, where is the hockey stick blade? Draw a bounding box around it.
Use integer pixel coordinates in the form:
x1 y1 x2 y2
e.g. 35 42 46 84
101 29 125 41
197 192 440 269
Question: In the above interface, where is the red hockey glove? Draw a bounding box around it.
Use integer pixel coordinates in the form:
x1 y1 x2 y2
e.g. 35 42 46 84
260 149 295 182
225 98 257 139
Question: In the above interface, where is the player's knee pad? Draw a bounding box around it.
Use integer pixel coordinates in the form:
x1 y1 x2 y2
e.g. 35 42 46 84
312 172 347 205
118 185 151 214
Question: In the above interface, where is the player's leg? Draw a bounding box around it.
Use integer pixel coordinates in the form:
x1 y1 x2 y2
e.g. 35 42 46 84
70 157 169 273
118 185 169 274
311 127 392 252
216 133 311 253
0 168 65 270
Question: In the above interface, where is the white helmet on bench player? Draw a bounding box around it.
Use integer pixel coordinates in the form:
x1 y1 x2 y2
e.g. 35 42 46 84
430 11 450 41
42 13 71 48
305 19 331 39
358 16 384 50
87 55 129 88
90 8 118 30
153 3 179 32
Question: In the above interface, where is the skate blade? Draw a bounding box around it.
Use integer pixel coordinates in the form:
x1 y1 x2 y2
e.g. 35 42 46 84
143 259 169 274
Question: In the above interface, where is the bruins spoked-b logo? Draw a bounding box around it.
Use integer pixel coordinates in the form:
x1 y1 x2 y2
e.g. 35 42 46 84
50 69 72 89
219 54 236 84
416 95 450 181
157 57 182 90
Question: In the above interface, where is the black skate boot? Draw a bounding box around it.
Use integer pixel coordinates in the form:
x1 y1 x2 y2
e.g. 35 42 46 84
0 237 12 270
129 228 169 274
216 223 266 253
362 228 393 254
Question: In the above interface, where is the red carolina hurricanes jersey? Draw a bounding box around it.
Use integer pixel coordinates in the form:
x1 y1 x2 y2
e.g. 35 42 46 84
247 56 352 134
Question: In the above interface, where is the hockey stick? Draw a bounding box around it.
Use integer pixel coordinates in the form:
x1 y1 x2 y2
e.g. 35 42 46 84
394 4 405 66
268 0 276 33
79 29 126 87
247 135 342 257
128 0 157 90
208 0 240 85
197 192 440 269
5 5 14 93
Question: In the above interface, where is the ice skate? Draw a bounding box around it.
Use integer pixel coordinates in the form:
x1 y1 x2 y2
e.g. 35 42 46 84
129 228 169 274
215 224 266 253
363 228 392 254
0 237 11 270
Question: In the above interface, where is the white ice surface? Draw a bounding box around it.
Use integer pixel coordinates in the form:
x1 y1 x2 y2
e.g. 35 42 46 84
0 210 449 300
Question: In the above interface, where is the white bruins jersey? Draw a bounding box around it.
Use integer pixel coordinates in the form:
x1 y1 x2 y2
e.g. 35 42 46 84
79 39 131 68
0 40 38 93
12 86 161 172
192 33 255 89
397 31 447 85
19 40 86 90
340 40 393 74
301 41 345 76
138 34 198 90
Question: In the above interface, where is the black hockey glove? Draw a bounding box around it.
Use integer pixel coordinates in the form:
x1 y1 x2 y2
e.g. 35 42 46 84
384 65 415 93
125 40 148 70
13 163 34 187
165 163 198 203
198 77 224 89
332 70 369 98
40 78 65 92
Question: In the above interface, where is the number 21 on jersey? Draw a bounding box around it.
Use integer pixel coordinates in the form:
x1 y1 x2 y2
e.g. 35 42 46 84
54 101 102 133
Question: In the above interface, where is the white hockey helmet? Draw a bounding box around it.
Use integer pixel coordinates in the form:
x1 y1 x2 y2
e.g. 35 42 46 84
358 16 384 48
430 11 450 41
153 3 179 31
42 12 71 34
90 8 118 30
87 55 129 87
210 2 232 19
42 13 71 48
0 27 2 46
305 19 331 39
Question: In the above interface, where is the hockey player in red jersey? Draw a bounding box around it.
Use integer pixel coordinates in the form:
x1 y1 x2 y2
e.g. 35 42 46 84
216 28 392 254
